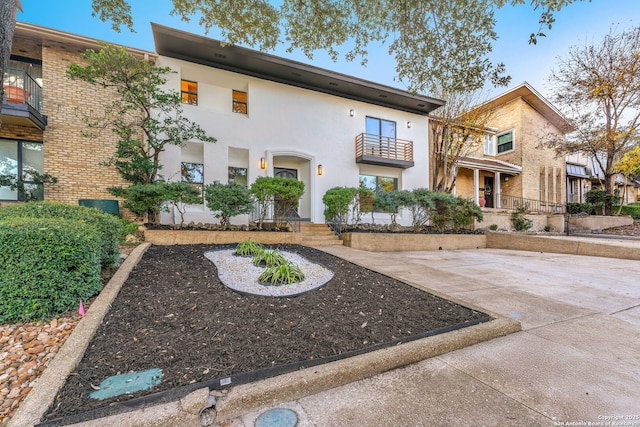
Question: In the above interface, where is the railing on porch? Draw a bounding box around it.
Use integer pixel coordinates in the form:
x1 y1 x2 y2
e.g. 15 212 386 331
249 200 301 232
500 194 566 214
3 68 44 114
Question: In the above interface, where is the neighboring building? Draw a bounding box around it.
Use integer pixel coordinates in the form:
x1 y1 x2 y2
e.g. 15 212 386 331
152 24 444 226
451 82 572 213
566 152 640 205
1 22 155 206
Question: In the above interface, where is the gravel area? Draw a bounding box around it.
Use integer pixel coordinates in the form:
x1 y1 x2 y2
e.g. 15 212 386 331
204 250 334 297
0 314 82 424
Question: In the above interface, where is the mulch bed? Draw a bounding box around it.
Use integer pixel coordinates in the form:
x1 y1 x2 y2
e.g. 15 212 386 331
42 244 490 423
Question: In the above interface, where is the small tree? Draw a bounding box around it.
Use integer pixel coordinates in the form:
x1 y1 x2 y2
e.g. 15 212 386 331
547 25 640 214
67 43 216 222
322 187 357 229
375 190 414 227
272 177 305 230
204 181 254 229
409 188 434 230
109 183 168 221
162 181 203 227
510 202 533 231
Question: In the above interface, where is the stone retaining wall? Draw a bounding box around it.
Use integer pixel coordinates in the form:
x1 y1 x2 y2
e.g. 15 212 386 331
143 229 301 245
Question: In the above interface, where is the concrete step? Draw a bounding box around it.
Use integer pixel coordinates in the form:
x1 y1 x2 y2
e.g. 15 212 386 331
297 223 342 246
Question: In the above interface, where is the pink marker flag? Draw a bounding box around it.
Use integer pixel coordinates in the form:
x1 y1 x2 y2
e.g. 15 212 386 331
79 300 85 316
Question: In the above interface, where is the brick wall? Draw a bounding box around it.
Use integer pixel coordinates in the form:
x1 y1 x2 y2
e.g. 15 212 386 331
41 41 126 205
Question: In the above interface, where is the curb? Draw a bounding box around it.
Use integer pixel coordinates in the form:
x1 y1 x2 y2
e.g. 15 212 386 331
8 243 151 427
213 316 520 423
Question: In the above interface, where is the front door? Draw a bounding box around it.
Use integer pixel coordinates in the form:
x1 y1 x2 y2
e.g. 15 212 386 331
274 167 299 216
484 176 494 208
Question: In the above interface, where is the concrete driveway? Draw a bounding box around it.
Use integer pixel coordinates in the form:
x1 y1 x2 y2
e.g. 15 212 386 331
229 244 640 427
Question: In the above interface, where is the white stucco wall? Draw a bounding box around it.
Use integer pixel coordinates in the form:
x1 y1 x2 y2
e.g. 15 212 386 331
157 56 431 226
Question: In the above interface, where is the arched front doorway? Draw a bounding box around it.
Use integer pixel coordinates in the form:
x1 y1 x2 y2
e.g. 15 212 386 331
270 153 313 221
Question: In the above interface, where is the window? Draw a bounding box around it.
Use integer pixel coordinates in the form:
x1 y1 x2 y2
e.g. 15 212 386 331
359 174 398 212
228 167 247 186
366 117 396 139
0 139 45 201
181 162 204 196
180 80 198 105
232 90 247 114
483 134 496 156
497 131 513 154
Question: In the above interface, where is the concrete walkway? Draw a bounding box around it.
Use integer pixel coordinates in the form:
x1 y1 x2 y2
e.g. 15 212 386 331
228 240 640 426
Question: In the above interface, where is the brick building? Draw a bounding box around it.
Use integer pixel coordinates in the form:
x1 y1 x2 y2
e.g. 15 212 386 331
451 83 572 212
1 22 154 207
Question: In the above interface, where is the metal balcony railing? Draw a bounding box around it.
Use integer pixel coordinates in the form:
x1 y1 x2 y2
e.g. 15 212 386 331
355 133 414 168
500 194 566 214
3 68 44 114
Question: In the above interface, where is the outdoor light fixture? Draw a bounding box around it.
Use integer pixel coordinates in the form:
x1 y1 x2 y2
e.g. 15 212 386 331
349 109 355 117
260 157 266 169
407 121 412 128
317 164 323 175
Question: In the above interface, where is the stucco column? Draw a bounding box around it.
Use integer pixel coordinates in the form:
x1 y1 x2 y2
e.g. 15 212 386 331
495 172 501 208
474 169 480 204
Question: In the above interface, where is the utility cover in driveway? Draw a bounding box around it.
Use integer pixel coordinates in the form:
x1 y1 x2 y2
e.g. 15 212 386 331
89 368 163 400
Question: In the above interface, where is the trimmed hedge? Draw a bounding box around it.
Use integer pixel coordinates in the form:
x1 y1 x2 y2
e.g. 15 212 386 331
0 201 122 267
613 205 640 219
0 218 103 322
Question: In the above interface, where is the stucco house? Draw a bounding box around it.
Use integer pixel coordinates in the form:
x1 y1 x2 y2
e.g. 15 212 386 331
1 22 154 207
451 83 572 213
152 24 445 227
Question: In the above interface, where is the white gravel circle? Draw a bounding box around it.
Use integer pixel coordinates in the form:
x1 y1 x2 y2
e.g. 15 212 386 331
204 249 334 297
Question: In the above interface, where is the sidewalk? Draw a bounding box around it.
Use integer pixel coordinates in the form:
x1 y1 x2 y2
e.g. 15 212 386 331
227 240 640 426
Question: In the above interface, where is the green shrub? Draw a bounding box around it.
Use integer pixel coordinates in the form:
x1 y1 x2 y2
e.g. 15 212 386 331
323 187 357 225
252 249 287 267
250 177 305 230
375 190 415 226
567 202 597 215
429 192 483 231
0 201 122 267
544 224 552 232
205 181 254 229
234 239 264 257
511 203 533 231
0 218 103 322
162 181 203 227
258 261 305 285
109 183 168 223
613 205 640 219
488 223 498 231
409 188 433 230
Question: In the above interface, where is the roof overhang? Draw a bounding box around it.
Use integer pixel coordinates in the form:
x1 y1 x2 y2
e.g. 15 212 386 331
458 156 522 174
566 163 590 178
151 23 445 116
15 21 155 58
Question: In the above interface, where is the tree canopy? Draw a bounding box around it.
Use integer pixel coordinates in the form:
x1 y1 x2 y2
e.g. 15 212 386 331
91 0 583 94
547 25 640 213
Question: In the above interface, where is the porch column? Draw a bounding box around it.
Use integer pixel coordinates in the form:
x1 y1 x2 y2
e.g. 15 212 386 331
474 169 480 205
495 172 501 208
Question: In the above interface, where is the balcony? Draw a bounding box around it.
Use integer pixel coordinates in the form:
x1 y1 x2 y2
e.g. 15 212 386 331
2 69 47 130
355 133 414 169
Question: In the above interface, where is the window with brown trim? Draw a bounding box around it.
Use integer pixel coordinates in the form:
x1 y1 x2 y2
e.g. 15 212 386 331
181 80 198 105
232 90 248 114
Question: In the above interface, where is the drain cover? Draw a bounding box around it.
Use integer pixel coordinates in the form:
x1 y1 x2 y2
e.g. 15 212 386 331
89 368 163 400
254 408 298 427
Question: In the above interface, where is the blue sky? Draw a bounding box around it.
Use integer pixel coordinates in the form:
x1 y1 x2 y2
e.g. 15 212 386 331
17 0 639 100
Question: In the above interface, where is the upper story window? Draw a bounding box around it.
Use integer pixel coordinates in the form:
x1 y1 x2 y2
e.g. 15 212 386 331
366 116 396 139
497 130 514 154
232 90 248 114
181 80 198 105
483 134 496 156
